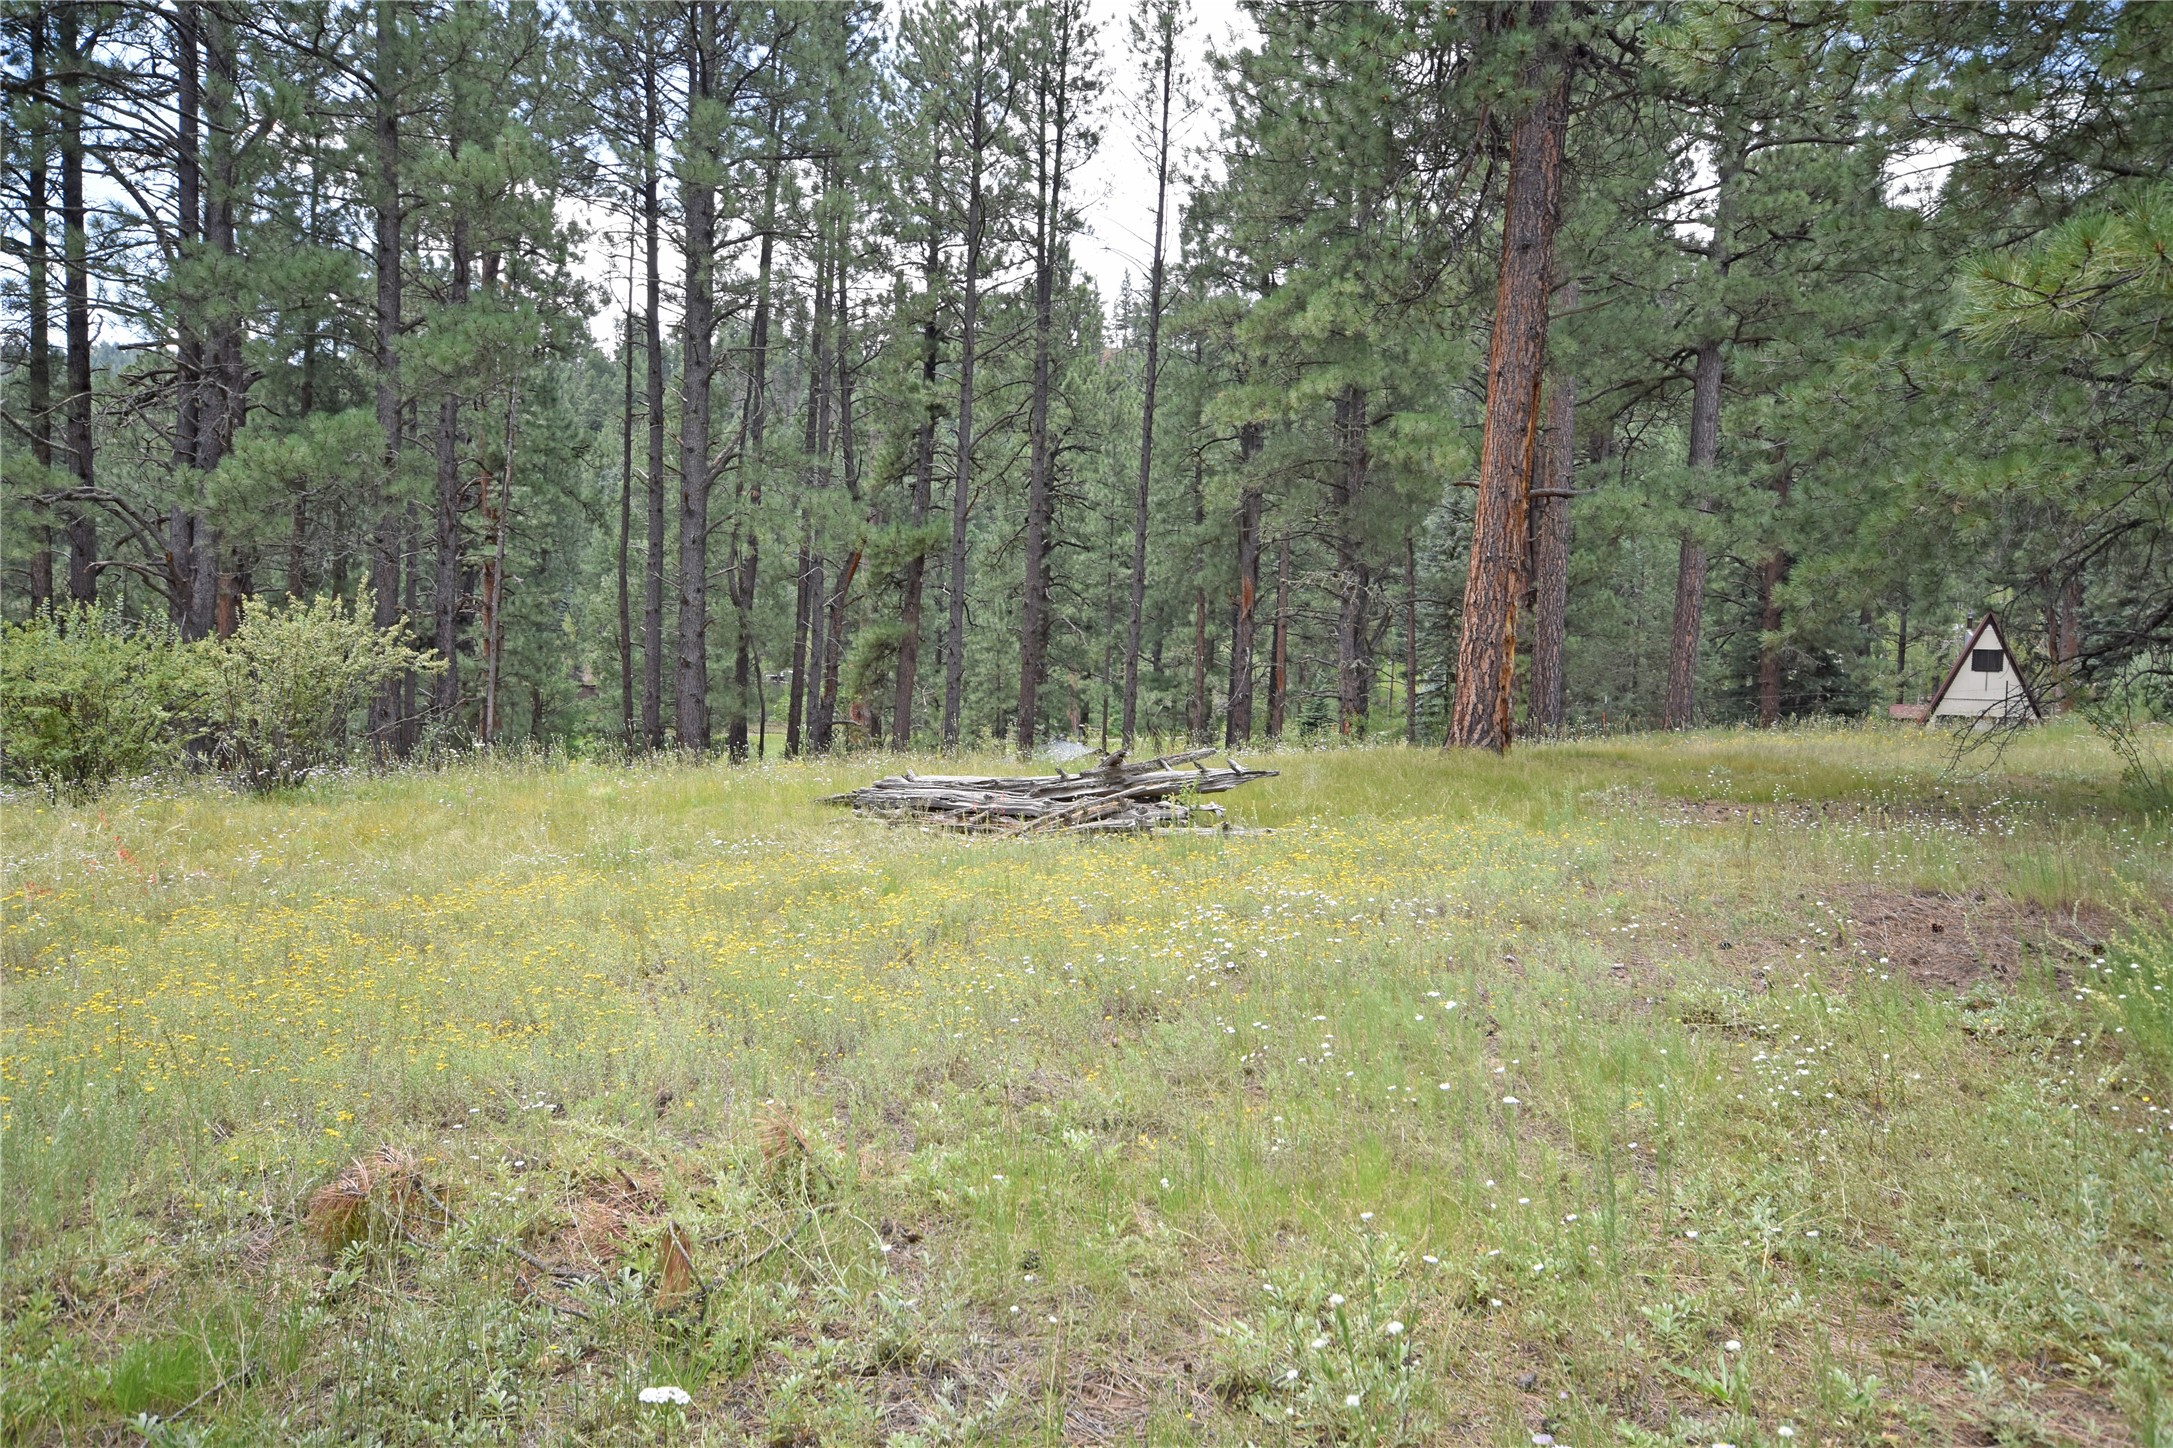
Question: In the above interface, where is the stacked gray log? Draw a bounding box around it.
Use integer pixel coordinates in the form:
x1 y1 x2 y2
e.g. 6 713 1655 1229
824 748 1277 834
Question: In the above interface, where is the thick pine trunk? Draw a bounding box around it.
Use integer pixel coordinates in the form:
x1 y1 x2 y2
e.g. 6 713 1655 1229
1527 351 1575 735
675 7 717 753
1448 35 1568 750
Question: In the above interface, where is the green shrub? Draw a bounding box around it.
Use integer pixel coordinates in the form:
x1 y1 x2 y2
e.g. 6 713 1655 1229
196 592 440 791
0 607 198 798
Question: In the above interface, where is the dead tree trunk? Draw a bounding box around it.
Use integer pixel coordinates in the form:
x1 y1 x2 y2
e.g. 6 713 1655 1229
1447 32 1568 750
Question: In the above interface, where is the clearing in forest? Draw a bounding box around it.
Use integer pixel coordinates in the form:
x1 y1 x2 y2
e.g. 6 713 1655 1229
3 726 2170 1446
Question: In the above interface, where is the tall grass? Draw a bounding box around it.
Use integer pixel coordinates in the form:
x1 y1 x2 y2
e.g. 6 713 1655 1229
3 724 2168 1445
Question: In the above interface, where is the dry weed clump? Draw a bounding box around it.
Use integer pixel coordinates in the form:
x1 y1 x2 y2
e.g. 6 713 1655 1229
757 1107 811 1174
303 1145 433 1252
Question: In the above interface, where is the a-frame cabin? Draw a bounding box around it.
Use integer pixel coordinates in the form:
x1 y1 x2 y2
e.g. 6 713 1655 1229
1923 613 2043 725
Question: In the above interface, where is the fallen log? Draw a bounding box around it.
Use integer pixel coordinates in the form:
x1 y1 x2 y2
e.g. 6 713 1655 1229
823 749 1277 835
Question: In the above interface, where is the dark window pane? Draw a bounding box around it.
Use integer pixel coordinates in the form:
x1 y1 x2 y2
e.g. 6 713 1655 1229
1972 648 2003 673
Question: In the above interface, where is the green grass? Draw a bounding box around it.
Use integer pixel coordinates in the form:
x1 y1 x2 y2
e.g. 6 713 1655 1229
4 722 2169 1446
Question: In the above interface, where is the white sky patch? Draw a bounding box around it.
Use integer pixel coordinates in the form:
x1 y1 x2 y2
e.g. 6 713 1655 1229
571 0 1260 348
1883 137 1964 212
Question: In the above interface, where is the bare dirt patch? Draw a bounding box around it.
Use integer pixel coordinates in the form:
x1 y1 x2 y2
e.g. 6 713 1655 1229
1830 887 2107 993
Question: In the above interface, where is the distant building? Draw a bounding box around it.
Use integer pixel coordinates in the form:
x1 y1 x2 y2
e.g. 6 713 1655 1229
1908 613 2042 726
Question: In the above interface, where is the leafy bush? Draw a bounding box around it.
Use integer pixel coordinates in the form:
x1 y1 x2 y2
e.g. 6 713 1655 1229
196 592 440 790
0 607 198 798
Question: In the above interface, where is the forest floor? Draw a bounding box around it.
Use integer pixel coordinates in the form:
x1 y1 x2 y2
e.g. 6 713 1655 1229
4 724 2171 1447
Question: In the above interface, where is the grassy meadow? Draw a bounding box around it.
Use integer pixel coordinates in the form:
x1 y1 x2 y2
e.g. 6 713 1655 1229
4 724 2171 1446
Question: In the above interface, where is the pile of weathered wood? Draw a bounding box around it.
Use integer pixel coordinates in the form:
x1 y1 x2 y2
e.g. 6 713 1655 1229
824 748 1277 835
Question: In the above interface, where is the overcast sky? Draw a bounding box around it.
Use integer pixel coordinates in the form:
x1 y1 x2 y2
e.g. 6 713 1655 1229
575 0 1260 344
1069 0 1257 305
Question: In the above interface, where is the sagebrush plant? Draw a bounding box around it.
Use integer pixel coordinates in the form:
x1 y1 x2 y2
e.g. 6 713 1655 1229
2 727 2168 1444
193 591 441 790
0 606 197 797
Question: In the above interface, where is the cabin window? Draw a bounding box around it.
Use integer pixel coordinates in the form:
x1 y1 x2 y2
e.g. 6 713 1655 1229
1972 648 2003 673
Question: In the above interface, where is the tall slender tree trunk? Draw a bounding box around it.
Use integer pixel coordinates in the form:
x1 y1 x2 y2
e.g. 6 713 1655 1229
1447 31 1568 750
1267 532 1289 741
2045 574 2082 710
788 225 832 759
1404 537 1420 742
169 8 205 632
25 6 54 613
1225 423 1264 746
787 531 813 756
617 251 636 740
200 5 240 472
1662 337 1722 729
1528 326 1576 735
942 100 993 752
367 0 405 749
1754 463 1792 726
811 244 857 754
482 387 516 741
1018 23 1075 756
727 138 782 763
640 60 667 751
893 234 940 749
59 3 97 603
675 5 718 753
1662 143 1737 731
1122 17 1177 746
1332 385 1372 737
434 220 470 716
